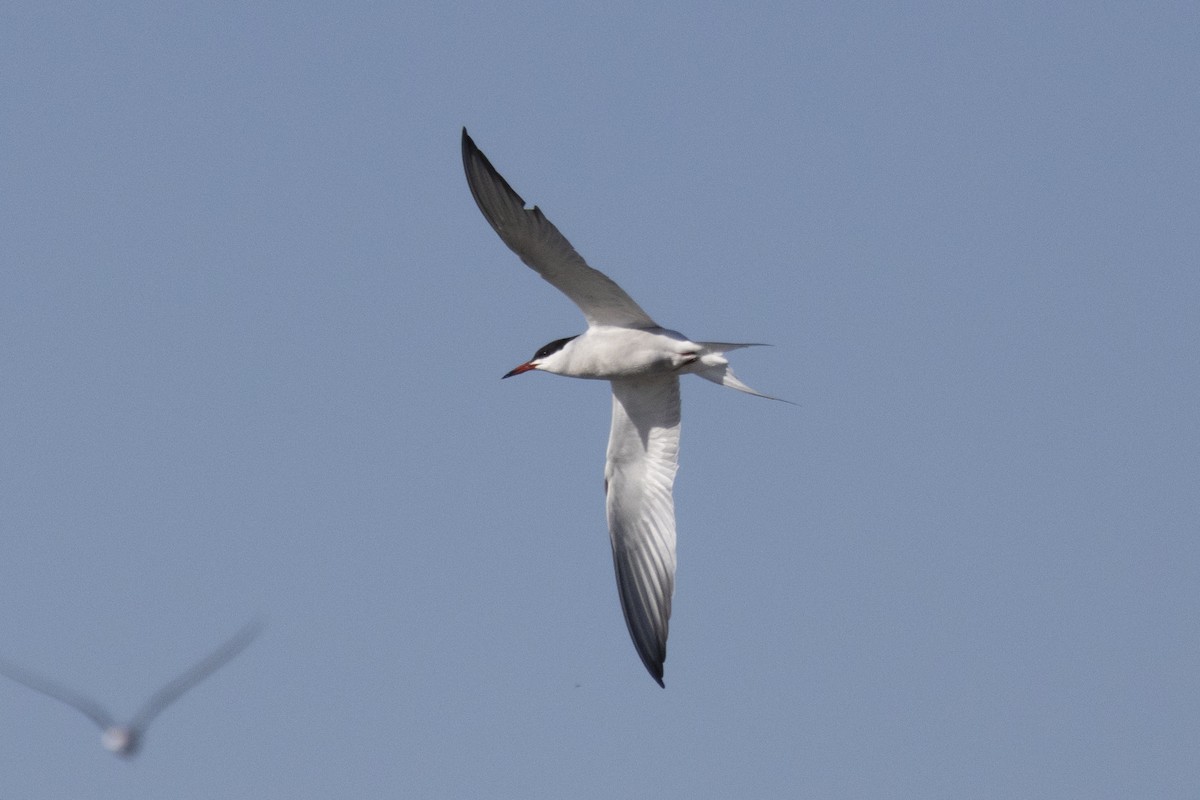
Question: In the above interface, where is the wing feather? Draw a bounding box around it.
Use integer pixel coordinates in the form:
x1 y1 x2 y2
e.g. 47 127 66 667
129 621 261 731
462 129 657 329
0 656 115 730
606 376 680 686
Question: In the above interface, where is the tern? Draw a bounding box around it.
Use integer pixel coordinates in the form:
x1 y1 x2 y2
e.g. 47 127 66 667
0 621 261 757
462 129 782 686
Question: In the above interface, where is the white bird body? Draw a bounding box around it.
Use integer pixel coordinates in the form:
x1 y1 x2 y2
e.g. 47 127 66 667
101 726 139 757
533 327 700 380
463 129 780 686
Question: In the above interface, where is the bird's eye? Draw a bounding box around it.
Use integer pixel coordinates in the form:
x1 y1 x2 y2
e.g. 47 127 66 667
536 336 577 360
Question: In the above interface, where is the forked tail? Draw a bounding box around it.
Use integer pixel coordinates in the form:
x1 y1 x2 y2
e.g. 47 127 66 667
691 342 792 403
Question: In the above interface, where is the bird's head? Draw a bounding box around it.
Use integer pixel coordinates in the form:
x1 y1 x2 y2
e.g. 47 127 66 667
503 335 578 378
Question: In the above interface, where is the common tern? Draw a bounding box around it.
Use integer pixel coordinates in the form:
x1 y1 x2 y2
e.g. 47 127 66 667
462 129 781 686
0 621 261 757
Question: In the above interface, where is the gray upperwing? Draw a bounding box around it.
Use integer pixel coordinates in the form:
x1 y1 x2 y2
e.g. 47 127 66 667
0 656 115 730
129 620 262 731
462 129 658 329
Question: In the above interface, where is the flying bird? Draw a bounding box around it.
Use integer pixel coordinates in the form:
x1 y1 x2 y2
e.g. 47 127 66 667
0 621 261 757
462 128 782 686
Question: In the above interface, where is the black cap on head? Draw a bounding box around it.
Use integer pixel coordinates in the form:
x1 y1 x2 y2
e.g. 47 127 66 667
533 336 577 360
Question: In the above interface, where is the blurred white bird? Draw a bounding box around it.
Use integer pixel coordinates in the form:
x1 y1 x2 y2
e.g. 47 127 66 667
0 621 261 757
462 129 783 687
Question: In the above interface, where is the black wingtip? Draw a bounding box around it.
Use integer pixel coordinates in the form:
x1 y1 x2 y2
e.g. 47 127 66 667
461 127 474 161
460 128 533 217
645 659 666 688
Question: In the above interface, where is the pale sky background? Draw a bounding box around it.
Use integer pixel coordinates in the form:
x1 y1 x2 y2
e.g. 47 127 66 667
1 2 1198 798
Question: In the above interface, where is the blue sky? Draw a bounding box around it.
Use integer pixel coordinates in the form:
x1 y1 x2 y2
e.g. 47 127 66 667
1 2 1197 797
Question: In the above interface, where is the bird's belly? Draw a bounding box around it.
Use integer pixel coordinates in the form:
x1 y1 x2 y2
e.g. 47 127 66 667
568 328 696 379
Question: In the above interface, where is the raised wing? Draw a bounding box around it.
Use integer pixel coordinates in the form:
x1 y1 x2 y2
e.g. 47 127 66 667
129 621 261 731
605 376 681 686
462 129 658 329
0 656 115 730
